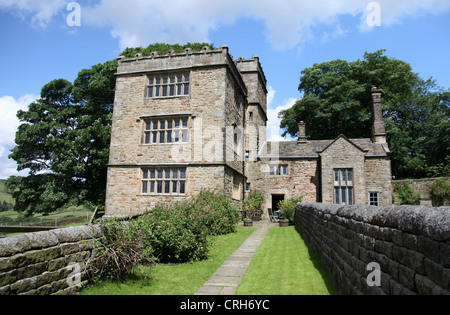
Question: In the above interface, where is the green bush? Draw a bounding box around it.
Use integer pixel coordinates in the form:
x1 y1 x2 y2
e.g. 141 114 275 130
278 195 304 223
394 182 421 205
190 190 240 235
242 190 265 219
431 178 450 206
88 190 239 273
134 190 238 263
137 201 209 263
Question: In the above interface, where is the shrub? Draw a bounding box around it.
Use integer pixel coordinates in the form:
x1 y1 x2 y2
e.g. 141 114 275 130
138 201 210 263
190 190 240 235
394 182 421 205
85 218 155 282
278 195 304 223
242 190 265 219
86 190 240 272
431 178 450 206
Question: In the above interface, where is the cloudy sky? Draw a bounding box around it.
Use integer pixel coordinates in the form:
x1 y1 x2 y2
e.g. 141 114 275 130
1 0 449 178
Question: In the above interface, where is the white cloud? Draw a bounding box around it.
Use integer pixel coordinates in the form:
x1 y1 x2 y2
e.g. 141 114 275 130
0 0 66 28
85 0 450 50
0 94 37 178
266 88 297 141
2 0 450 49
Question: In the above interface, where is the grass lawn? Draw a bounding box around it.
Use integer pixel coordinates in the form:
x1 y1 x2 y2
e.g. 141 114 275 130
236 226 338 295
79 226 256 295
0 180 14 204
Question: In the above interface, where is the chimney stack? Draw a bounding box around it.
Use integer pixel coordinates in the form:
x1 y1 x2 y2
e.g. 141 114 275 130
298 121 307 143
370 86 386 144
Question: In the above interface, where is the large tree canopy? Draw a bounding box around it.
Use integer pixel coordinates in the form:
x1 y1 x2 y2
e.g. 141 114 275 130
6 43 215 216
7 60 117 216
279 50 449 179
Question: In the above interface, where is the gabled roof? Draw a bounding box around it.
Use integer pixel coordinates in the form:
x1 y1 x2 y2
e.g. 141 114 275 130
258 135 389 159
316 134 368 154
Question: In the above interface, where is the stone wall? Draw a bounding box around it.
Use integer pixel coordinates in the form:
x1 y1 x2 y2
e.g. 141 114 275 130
295 202 450 295
0 225 101 295
105 46 252 216
248 159 320 219
319 136 367 204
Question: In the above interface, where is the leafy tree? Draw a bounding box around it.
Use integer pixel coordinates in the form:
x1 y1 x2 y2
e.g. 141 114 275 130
279 50 449 178
7 60 117 216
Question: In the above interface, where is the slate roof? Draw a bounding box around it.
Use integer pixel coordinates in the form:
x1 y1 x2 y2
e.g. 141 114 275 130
258 136 389 159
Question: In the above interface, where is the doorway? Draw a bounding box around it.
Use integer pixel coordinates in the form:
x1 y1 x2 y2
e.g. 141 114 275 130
271 194 285 213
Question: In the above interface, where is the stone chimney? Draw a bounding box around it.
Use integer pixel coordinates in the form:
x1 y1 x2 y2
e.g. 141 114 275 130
298 121 307 143
370 86 386 144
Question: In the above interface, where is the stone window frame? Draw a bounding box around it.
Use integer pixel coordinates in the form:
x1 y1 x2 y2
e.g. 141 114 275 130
269 164 288 176
142 116 190 145
369 191 379 206
146 72 190 98
141 167 186 195
333 168 354 205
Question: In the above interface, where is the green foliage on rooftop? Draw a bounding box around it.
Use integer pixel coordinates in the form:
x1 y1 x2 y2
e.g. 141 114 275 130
120 42 216 58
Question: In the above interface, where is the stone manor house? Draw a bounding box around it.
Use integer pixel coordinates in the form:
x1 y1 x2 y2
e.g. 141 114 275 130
105 45 392 217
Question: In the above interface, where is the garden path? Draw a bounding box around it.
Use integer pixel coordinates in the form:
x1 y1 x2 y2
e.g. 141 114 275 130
195 220 276 295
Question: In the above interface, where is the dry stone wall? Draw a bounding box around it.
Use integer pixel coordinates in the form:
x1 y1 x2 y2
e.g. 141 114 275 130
0 225 101 295
295 202 450 295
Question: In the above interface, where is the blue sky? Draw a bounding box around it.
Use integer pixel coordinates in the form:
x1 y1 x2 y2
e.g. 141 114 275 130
1 0 449 178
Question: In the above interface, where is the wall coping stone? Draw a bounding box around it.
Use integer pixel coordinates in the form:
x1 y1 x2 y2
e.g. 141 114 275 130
0 225 102 258
297 203 450 241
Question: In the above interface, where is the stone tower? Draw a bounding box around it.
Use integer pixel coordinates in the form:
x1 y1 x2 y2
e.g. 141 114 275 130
104 46 267 216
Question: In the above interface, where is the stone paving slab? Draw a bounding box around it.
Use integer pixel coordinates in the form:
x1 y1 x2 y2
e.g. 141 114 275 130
195 221 275 295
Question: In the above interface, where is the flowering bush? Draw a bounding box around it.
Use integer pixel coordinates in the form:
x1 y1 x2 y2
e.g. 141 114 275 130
242 190 265 219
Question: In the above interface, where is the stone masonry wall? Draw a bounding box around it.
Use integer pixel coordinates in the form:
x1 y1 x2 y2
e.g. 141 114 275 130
0 225 101 295
319 136 366 204
295 202 450 295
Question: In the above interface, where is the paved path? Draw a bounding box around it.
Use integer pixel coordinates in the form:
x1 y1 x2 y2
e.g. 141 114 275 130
195 220 275 295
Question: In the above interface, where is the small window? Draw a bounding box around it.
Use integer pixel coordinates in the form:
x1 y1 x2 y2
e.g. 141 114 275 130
269 165 288 176
369 192 379 206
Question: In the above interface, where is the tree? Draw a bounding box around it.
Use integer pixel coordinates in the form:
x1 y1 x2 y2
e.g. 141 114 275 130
279 50 449 178
7 60 117 216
